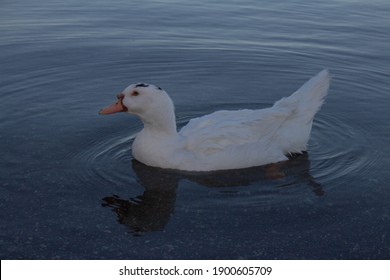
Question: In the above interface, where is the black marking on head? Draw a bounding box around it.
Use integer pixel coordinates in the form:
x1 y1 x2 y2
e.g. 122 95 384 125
135 83 149 88
156 85 163 91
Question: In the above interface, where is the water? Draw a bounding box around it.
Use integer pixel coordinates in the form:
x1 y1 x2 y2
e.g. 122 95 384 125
1 0 390 259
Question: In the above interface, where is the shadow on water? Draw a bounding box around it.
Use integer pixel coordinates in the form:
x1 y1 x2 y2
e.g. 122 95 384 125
102 152 323 236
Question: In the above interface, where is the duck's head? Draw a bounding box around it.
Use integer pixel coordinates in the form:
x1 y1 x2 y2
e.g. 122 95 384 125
100 83 175 124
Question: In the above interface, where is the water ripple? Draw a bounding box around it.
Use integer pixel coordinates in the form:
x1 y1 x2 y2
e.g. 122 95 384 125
72 127 139 187
309 113 380 184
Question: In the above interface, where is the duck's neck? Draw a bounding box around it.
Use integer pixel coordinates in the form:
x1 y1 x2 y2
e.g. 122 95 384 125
140 110 178 137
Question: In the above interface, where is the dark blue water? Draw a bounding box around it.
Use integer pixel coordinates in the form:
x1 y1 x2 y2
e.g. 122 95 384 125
1 0 390 259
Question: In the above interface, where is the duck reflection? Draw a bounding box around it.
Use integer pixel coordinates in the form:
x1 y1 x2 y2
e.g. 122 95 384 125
102 152 323 235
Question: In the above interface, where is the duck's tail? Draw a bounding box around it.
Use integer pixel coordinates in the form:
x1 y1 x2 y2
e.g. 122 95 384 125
275 69 331 115
273 69 331 154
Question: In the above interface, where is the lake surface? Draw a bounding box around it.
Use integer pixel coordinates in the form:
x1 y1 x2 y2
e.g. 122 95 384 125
1 0 389 259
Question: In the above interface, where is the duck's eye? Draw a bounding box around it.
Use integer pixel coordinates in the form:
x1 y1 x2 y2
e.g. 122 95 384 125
131 91 139 96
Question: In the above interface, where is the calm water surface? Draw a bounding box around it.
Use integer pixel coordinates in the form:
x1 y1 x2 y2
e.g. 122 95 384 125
1 0 390 259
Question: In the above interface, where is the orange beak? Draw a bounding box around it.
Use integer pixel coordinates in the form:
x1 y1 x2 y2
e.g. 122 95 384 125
99 94 127 115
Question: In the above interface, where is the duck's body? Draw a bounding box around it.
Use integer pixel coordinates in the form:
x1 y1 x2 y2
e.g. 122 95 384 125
100 70 331 171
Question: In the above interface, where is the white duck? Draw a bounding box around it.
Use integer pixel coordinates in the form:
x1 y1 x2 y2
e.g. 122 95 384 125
100 69 331 171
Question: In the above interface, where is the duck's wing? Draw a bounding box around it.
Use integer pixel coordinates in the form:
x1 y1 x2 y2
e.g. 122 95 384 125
179 108 290 156
180 69 331 158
